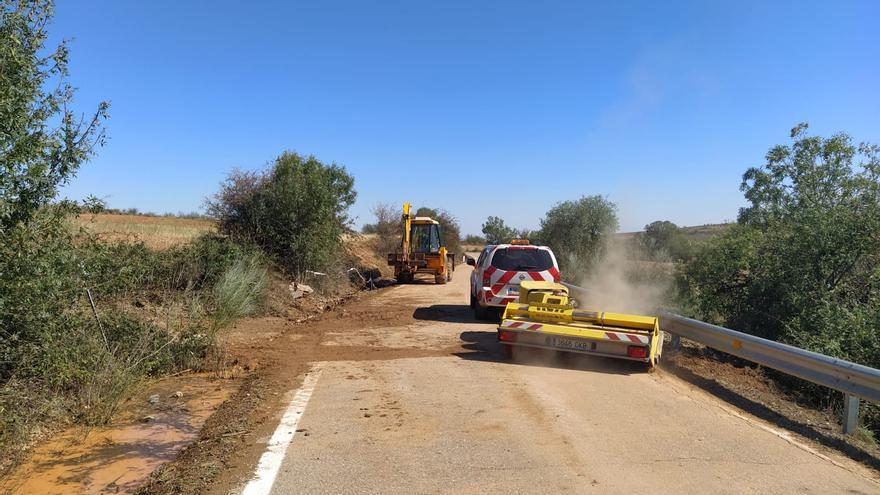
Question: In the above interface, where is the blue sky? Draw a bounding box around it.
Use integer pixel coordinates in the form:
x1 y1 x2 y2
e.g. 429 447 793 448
55 0 879 234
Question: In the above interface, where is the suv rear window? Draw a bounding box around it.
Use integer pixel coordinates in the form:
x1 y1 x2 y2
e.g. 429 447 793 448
490 248 553 271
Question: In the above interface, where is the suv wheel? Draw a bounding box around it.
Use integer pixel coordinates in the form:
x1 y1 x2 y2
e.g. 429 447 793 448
474 302 489 320
500 343 514 359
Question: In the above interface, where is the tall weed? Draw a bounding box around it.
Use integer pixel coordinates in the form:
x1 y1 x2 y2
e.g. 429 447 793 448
211 253 268 332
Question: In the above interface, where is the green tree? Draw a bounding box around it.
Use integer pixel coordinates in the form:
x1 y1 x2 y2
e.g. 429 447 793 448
639 220 693 261
687 123 880 362
415 206 461 255
517 229 539 243
207 152 356 275
481 216 517 244
0 0 109 232
538 195 618 274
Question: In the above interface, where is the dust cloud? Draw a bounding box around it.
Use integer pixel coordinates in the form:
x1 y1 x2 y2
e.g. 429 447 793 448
573 236 672 316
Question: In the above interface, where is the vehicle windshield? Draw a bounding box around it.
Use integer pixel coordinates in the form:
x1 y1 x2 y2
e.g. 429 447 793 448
410 223 441 253
490 248 553 271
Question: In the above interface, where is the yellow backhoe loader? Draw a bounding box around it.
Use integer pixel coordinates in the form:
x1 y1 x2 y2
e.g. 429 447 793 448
387 203 455 284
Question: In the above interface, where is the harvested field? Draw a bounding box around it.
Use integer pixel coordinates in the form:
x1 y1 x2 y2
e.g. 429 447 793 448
73 214 216 249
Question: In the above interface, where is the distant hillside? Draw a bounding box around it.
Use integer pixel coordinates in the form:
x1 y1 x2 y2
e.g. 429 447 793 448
617 223 731 243
678 223 732 242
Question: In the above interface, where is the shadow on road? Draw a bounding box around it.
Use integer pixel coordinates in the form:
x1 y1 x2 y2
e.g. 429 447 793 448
412 304 487 324
397 274 443 285
453 330 644 376
661 354 880 472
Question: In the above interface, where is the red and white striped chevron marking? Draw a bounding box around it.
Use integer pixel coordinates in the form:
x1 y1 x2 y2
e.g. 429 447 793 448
604 331 649 344
500 320 543 331
480 263 560 307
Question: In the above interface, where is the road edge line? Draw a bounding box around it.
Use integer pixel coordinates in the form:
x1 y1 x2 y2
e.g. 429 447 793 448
240 364 324 495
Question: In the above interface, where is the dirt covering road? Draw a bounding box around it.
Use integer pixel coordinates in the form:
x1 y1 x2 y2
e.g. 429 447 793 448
198 264 879 495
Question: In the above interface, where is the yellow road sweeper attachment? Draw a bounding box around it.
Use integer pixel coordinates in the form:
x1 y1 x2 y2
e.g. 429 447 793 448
497 281 663 367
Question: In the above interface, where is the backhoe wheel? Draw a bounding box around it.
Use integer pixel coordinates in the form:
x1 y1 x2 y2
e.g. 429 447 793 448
435 273 447 285
398 272 413 284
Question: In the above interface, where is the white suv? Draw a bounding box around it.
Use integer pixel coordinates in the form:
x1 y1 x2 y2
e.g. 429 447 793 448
466 242 560 320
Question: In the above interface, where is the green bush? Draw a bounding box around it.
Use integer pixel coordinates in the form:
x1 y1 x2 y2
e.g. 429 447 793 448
462 234 486 245
164 233 260 291
683 124 880 429
206 152 357 275
637 220 694 262
0 206 269 464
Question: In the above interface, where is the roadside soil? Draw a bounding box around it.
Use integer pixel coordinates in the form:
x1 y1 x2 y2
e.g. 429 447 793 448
137 277 461 495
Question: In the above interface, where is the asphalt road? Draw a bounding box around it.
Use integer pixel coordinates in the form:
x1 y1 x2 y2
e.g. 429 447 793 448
260 266 879 494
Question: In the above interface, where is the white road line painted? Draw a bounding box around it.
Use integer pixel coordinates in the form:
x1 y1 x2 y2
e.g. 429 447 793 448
241 365 323 495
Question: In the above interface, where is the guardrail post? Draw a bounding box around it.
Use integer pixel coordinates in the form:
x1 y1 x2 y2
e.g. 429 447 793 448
843 394 860 434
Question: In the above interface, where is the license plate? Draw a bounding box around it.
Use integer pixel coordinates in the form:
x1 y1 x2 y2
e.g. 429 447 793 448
546 335 593 352
507 287 519 295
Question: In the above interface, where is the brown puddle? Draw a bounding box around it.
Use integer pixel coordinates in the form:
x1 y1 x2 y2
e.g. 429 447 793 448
1 374 235 494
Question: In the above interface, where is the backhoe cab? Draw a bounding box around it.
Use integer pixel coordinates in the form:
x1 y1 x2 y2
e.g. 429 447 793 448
387 203 455 284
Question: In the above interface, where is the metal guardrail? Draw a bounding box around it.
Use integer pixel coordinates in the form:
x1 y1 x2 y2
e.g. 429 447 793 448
562 282 880 434
657 313 880 402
